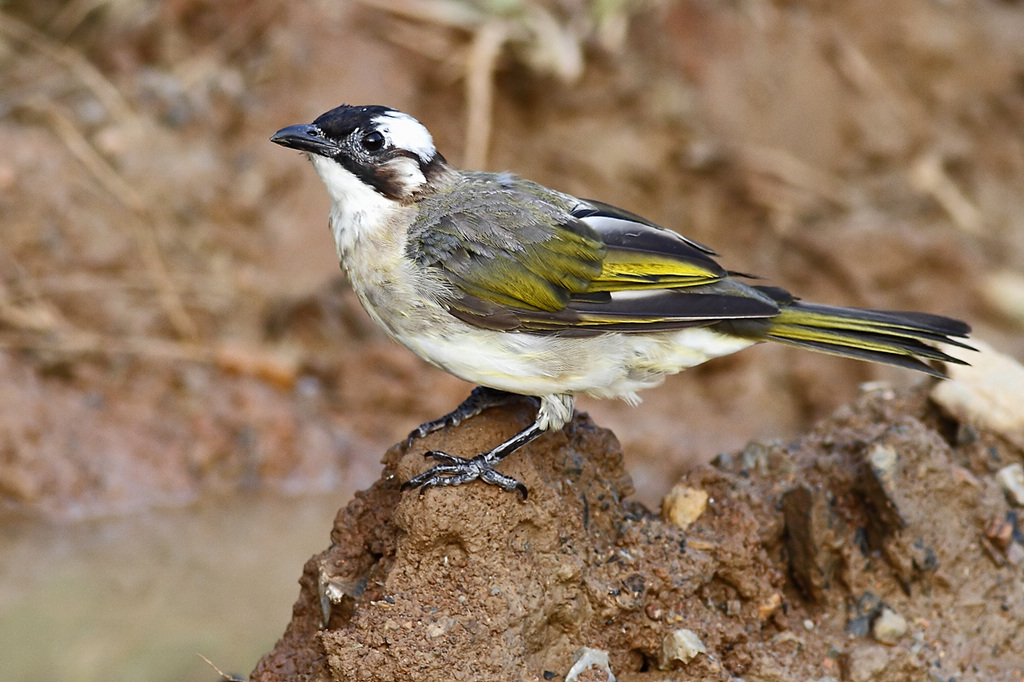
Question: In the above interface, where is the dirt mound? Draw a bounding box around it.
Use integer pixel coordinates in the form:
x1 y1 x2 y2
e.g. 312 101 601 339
251 384 1024 681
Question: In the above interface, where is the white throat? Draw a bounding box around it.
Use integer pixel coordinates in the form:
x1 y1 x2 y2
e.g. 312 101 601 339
309 154 398 260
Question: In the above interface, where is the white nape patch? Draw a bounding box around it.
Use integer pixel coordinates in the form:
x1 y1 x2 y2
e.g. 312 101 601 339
373 111 436 163
381 156 427 198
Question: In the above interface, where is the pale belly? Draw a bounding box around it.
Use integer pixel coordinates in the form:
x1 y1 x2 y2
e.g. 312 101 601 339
400 323 758 401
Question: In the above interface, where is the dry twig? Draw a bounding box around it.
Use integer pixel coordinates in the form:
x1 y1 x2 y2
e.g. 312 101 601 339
0 10 135 124
352 0 620 168
910 153 983 235
2 10 200 340
464 20 509 169
21 98 200 340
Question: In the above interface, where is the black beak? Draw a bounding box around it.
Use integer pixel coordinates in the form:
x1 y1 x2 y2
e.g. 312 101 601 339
270 124 338 156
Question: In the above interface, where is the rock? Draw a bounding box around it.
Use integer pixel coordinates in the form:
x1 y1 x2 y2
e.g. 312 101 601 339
931 340 1024 449
872 607 908 645
981 270 1024 327
250 409 777 682
845 643 891 682
566 647 616 682
782 484 837 602
996 464 1024 507
860 444 906 532
846 591 884 638
661 484 709 529
660 628 707 669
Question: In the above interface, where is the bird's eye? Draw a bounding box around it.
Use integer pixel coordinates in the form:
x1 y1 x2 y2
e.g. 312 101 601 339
361 131 385 152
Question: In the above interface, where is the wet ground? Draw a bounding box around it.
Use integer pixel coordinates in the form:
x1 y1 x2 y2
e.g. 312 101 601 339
0 493 351 681
2 1 1024 680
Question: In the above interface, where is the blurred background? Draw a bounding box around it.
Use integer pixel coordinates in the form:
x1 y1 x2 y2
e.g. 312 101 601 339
1 0 1022 679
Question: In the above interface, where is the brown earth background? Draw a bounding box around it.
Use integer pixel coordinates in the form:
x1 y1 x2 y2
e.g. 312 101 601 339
1 1 1023 680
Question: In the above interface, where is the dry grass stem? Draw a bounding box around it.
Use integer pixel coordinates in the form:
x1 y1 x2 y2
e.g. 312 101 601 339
910 153 983 235
22 98 199 340
0 10 136 124
464 19 509 169
353 0 483 30
739 144 853 211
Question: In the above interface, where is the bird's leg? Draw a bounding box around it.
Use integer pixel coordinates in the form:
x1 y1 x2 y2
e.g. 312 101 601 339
401 394 572 500
401 421 544 500
405 386 536 447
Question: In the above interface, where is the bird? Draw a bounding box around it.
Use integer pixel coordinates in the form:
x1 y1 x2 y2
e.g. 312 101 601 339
271 104 972 500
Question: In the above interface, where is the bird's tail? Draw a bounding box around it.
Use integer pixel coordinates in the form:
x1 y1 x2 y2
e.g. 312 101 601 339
746 287 973 377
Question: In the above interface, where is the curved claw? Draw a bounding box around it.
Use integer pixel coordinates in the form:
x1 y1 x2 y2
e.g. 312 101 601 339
422 450 462 464
404 420 446 448
480 468 528 500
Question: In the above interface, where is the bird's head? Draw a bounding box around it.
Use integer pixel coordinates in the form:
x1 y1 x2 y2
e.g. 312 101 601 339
271 105 453 203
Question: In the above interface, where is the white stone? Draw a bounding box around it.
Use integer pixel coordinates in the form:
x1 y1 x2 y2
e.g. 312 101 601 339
566 647 616 682
872 607 907 645
996 464 1024 507
662 485 709 530
660 628 707 669
931 339 1024 450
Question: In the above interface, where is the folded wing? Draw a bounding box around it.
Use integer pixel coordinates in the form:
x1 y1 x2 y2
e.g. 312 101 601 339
408 179 781 333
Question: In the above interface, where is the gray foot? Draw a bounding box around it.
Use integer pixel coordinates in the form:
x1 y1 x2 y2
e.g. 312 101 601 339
401 421 544 500
401 451 528 500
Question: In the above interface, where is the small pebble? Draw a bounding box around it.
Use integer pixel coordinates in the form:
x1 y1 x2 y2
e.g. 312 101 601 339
660 628 706 669
661 485 709 530
1006 542 1024 566
425 619 450 638
566 647 615 682
996 464 1024 507
757 592 782 620
872 607 908 645
846 643 889 682
867 444 899 489
985 518 1014 549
